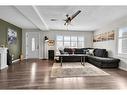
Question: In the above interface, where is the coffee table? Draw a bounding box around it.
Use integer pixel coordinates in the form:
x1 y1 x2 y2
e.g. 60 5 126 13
55 54 87 66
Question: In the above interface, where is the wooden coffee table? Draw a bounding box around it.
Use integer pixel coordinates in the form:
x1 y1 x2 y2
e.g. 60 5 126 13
55 54 87 66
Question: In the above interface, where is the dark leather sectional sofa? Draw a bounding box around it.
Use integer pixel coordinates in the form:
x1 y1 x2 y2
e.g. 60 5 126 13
59 48 120 68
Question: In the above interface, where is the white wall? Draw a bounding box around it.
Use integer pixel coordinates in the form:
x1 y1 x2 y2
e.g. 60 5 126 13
93 30 117 57
22 29 93 59
93 15 127 71
93 40 116 57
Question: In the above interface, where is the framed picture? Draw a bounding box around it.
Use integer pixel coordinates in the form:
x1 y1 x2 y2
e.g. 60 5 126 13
102 32 108 41
8 28 17 44
93 30 115 42
48 40 55 46
93 34 102 42
108 31 115 40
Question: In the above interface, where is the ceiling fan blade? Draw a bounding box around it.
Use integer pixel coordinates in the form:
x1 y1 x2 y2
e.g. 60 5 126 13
64 20 72 26
63 19 67 21
64 22 69 26
51 10 81 26
64 22 67 25
71 10 81 20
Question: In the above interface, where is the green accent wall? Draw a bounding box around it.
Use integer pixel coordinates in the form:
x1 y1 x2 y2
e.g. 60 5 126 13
0 19 22 60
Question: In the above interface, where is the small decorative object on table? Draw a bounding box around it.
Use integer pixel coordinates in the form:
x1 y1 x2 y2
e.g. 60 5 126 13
72 48 75 55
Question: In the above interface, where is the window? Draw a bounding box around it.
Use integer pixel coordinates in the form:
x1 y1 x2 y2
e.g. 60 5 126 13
32 38 35 51
78 36 84 48
56 35 84 52
56 35 63 51
64 36 70 48
71 36 77 48
118 27 127 54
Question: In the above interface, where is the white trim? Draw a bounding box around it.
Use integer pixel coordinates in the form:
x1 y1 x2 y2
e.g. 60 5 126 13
0 65 8 70
14 6 40 30
23 57 43 60
39 58 43 60
0 48 8 70
23 57 27 59
32 6 49 30
12 59 20 63
119 66 127 71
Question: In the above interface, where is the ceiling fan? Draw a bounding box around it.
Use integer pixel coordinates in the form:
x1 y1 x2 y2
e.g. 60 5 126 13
50 10 81 26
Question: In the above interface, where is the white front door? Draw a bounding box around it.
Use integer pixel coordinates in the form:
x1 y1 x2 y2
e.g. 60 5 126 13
26 32 39 59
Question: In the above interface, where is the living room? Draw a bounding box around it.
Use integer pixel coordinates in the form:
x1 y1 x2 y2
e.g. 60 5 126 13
0 4 127 93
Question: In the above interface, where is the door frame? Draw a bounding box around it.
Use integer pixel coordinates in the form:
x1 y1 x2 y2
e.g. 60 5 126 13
25 32 40 59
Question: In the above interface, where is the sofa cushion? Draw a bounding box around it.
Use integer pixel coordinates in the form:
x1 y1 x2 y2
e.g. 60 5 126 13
94 49 107 57
87 49 94 55
64 48 73 54
87 56 120 68
88 56 120 62
82 48 94 54
74 48 84 54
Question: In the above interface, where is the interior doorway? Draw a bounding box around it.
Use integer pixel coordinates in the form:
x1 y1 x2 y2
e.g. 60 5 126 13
26 32 39 59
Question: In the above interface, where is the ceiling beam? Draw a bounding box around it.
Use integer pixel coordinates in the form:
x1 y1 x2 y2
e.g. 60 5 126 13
13 6 41 30
14 6 48 31
32 6 49 30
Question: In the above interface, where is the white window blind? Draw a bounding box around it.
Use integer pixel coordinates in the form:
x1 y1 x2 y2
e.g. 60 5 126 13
118 27 127 54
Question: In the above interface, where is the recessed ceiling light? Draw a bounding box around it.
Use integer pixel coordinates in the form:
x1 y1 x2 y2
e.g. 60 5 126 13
50 19 58 21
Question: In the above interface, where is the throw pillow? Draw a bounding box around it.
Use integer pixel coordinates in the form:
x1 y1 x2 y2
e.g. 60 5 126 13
64 48 73 54
59 49 64 54
83 50 88 54
87 49 94 55
94 49 107 57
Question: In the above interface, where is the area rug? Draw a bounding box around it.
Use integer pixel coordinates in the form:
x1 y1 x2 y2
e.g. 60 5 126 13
50 62 110 78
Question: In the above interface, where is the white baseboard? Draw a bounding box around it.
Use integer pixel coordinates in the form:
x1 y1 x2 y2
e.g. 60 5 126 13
23 57 38 59
39 57 43 59
23 58 27 59
119 66 127 71
12 59 20 63
0 65 8 70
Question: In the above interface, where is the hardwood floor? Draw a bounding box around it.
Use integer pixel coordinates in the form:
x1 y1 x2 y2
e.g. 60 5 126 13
0 59 127 89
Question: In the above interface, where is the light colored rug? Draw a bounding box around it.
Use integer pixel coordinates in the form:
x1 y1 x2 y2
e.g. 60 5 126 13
50 62 110 78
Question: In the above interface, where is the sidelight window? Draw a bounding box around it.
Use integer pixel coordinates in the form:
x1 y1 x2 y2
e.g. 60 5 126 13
32 38 35 51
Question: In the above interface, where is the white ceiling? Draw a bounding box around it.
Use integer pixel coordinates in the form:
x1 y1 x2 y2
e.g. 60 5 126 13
1 6 127 31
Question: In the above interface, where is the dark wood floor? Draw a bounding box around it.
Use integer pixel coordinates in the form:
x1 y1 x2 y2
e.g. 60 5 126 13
0 59 127 89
